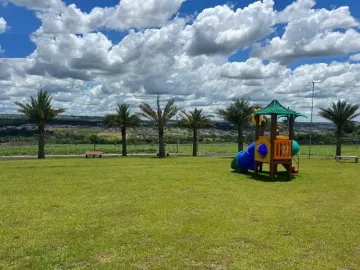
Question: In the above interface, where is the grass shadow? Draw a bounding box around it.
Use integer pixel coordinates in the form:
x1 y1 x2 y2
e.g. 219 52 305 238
216 157 235 160
148 155 181 159
231 170 300 182
333 160 358 164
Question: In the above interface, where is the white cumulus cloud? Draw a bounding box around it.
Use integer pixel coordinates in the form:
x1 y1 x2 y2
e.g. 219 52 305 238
254 4 360 63
220 58 290 80
185 0 275 56
0 17 7 53
349 53 360 62
0 17 7 34
8 0 185 34
3 0 64 10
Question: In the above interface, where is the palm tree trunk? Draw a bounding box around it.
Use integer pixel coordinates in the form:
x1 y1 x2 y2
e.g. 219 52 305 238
336 129 342 156
158 127 166 158
192 128 198 156
237 127 244 152
121 128 127 157
38 126 45 159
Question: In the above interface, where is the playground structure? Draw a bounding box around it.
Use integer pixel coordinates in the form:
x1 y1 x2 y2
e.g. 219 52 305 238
231 100 306 181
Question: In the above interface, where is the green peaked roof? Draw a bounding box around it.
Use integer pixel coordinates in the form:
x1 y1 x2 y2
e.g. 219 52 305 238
278 112 308 119
294 112 308 119
254 100 300 116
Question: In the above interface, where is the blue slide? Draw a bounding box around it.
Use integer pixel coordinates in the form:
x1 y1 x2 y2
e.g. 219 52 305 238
231 142 256 172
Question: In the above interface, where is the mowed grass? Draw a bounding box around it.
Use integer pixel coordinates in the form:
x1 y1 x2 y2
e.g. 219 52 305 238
1 143 360 157
0 144 227 156
1 157 360 269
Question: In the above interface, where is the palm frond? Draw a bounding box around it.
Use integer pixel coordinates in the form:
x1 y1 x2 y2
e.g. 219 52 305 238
162 99 179 123
128 114 142 127
180 108 215 129
319 100 360 132
104 114 118 128
139 102 158 122
14 90 65 126
106 103 141 129
139 96 179 128
156 95 163 126
216 98 253 127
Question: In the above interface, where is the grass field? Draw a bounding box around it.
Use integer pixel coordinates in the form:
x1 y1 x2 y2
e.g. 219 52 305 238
1 157 360 269
1 143 359 157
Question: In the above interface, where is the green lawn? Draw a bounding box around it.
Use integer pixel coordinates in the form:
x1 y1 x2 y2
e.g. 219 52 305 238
1 143 360 157
1 157 360 269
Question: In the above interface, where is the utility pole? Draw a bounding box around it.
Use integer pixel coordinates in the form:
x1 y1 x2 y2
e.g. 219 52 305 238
309 81 318 159
176 116 179 153
356 136 358 149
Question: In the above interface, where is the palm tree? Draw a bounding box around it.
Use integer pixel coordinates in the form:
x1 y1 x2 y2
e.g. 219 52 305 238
217 98 253 152
15 90 65 159
180 108 215 156
139 95 179 158
104 103 141 156
319 100 360 156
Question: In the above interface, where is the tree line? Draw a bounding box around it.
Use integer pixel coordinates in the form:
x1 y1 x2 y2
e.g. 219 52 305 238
15 90 359 159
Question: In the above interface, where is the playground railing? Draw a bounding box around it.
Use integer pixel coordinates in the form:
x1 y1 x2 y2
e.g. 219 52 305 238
273 140 292 160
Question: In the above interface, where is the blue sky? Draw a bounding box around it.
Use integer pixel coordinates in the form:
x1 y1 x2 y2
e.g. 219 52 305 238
0 0 360 120
1 0 359 63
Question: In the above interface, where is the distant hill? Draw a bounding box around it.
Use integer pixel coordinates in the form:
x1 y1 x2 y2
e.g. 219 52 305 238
0 114 342 131
0 114 104 127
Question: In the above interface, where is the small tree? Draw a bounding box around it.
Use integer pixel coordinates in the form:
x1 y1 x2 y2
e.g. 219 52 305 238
217 98 253 152
15 90 65 159
319 100 360 156
179 108 215 156
139 95 179 158
89 134 99 151
104 103 141 156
